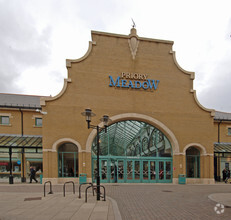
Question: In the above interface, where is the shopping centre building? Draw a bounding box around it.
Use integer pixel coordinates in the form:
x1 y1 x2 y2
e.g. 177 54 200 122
0 28 231 184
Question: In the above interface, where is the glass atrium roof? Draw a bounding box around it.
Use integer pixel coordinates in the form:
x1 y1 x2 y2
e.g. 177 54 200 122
93 120 172 157
100 120 147 148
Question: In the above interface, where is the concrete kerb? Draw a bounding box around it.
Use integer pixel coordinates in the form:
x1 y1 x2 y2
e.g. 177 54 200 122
208 193 231 208
107 197 122 220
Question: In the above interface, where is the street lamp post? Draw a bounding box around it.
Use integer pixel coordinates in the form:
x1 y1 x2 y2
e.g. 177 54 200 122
81 109 110 201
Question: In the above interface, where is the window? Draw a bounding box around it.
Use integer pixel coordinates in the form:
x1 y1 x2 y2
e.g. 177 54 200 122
0 116 9 125
58 143 79 178
228 128 231 136
35 118 42 127
186 147 200 178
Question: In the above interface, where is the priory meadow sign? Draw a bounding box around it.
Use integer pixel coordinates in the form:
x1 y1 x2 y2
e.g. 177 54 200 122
109 72 160 91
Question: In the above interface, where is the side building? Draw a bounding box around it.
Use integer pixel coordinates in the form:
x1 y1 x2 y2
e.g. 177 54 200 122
0 93 43 182
0 28 231 184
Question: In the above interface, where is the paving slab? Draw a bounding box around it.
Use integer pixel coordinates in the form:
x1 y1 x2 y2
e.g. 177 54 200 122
0 184 118 220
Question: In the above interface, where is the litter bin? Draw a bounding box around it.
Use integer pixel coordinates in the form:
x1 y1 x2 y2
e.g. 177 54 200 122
79 173 87 184
40 174 43 184
178 174 186 184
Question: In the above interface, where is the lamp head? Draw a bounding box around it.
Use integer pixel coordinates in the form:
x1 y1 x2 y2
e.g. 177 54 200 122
81 108 96 128
100 115 110 127
100 115 111 133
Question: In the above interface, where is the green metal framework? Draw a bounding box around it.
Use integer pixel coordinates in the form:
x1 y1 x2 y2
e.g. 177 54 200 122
92 120 173 183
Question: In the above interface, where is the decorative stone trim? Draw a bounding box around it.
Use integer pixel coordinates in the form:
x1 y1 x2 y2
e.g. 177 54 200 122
173 153 185 156
190 90 215 116
66 41 96 67
51 138 83 152
169 50 195 79
40 78 72 106
86 113 180 154
0 113 12 117
43 149 56 152
183 143 207 155
91 30 173 44
128 28 139 60
186 178 215 184
201 153 214 157
32 115 42 119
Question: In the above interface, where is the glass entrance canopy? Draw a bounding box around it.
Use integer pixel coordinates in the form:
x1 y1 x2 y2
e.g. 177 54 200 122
92 120 172 158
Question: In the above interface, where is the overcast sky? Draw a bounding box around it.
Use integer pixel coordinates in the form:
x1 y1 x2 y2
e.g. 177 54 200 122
0 0 231 112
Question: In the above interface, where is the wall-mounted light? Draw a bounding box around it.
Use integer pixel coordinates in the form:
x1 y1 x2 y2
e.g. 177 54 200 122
36 109 47 115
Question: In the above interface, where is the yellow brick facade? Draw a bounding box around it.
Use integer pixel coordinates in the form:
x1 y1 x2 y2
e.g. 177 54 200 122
1 28 231 184
40 28 219 184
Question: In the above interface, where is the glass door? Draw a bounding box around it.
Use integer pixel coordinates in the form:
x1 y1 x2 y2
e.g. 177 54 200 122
126 160 133 182
165 161 172 183
101 159 108 183
158 161 165 182
92 159 97 183
142 161 149 183
157 160 172 183
150 161 156 182
134 160 140 183
118 160 124 183
110 159 117 183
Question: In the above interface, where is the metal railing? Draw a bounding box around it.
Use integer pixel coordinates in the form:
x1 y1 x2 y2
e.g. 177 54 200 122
85 185 106 203
63 181 75 197
79 182 94 199
44 181 53 197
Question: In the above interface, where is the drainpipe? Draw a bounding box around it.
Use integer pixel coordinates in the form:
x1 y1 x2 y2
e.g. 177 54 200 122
218 120 222 143
217 120 222 182
19 109 26 183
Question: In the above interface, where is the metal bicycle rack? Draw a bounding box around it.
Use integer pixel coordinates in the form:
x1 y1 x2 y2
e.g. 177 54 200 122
44 181 53 197
78 182 94 199
63 181 75 197
85 185 106 203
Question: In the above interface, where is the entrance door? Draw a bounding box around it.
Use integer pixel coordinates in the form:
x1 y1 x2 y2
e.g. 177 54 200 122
142 160 156 183
126 160 141 183
150 161 156 182
126 160 133 183
94 158 172 183
165 161 172 182
101 159 108 183
142 161 149 183
157 160 172 183
134 160 140 183
110 159 117 183
117 160 124 183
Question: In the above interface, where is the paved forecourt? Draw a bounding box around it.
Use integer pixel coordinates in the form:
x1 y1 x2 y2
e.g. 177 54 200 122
0 183 118 220
105 183 231 220
1 183 231 219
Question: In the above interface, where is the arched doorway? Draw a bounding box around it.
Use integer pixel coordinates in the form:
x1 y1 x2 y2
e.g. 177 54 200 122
91 120 172 183
186 147 200 178
58 143 79 178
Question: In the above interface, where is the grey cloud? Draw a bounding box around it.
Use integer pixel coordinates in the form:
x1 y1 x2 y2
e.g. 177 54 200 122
0 1 51 93
197 59 231 112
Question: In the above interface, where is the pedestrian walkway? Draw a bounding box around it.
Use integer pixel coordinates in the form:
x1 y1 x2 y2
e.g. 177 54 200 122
1 183 231 219
208 193 231 207
0 184 121 220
